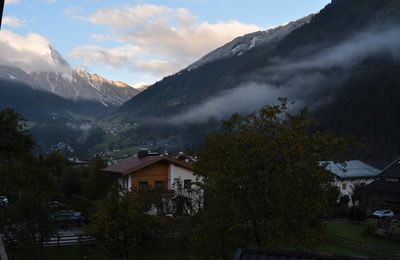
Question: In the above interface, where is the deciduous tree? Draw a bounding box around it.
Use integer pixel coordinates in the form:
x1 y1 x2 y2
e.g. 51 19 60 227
191 99 354 258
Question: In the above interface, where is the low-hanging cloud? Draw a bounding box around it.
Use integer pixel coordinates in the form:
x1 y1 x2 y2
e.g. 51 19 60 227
171 83 283 124
171 28 400 124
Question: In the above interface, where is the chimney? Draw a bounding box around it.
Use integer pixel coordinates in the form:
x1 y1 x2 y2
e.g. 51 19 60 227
137 148 149 159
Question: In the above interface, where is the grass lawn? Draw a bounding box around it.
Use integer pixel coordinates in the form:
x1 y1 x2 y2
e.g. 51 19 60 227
7 223 399 259
7 245 186 260
320 222 400 258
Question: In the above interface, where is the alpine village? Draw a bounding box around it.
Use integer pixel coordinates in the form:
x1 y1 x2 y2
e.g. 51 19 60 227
1 0 400 259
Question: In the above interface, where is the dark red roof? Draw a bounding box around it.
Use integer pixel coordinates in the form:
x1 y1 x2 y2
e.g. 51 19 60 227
102 155 193 176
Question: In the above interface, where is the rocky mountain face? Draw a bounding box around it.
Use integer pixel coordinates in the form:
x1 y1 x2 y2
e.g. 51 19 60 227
187 14 314 70
30 66 139 107
0 45 139 107
117 0 400 159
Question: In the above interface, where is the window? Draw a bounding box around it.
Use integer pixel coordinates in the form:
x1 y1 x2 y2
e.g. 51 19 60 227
155 181 164 190
139 181 148 190
184 179 192 190
121 178 128 190
342 183 347 190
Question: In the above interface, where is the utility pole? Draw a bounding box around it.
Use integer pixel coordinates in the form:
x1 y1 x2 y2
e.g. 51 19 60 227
0 0 5 29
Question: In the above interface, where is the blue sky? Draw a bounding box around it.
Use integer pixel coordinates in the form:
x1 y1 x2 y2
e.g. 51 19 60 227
2 0 331 86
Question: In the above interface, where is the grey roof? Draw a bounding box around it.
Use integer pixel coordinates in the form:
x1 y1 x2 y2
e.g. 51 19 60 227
321 160 381 179
378 157 400 178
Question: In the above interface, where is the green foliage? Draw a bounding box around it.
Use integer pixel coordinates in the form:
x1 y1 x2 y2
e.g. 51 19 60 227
62 167 85 201
348 207 367 221
366 219 379 235
351 184 370 207
191 100 354 258
70 194 94 218
0 108 35 165
339 195 350 208
85 155 111 200
85 128 105 147
88 191 167 260
0 109 56 259
325 185 341 208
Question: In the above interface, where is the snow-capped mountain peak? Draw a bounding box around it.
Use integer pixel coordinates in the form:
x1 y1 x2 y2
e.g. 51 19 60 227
49 45 71 70
74 66 90 78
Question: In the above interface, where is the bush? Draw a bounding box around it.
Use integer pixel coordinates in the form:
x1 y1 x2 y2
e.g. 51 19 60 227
327 208 349 219
348 207 367 221
70 194 94 218
365 218 378 235
339 195 350 208
387 219 400 239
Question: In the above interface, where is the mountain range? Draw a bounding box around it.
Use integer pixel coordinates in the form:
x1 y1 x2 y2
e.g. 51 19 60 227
115 0 400 159
0 44 139 107
2 0 400 159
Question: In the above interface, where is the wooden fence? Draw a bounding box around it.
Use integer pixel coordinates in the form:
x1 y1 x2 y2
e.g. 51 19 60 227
3 233 95 248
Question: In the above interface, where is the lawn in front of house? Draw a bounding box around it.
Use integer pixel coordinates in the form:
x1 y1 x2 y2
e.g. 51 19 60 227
7 245 186 260
324 222 400 251
316 222 400 259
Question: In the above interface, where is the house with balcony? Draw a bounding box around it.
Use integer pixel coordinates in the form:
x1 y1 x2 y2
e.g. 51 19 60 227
321 160 381 207
102 150 202 215
102 150 198 191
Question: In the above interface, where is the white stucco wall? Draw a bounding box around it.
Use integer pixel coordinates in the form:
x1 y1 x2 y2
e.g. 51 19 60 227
333 177 376 206
118 175 131 191
168 163 198 189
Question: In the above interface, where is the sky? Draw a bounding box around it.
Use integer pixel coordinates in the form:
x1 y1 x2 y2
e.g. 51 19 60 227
2 0 331 87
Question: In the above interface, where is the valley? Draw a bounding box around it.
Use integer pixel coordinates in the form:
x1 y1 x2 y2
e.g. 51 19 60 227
2 0 400 161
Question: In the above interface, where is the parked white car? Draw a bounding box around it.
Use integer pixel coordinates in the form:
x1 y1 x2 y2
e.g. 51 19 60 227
372 209 395 218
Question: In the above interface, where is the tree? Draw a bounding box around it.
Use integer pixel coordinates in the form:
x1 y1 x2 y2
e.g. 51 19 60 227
85 155 110 200
0 109 35 164
0 109 35 195
191 99 354 258
351 183 370 207
339 195 350 208
89 191 166 260
0 109 56 259
7 167 56 259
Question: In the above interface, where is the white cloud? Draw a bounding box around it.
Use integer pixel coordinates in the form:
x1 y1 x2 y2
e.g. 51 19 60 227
89 33 111 42
0 29 69 73
70 44 140 67
2 16 26 27
41 0 57 3
69 4 261 79
135 60 182 76
5 0 20 5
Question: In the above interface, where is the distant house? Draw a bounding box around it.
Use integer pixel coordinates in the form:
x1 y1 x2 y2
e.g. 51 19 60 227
367 157 400 210
321 160 381 206
102 150 198 192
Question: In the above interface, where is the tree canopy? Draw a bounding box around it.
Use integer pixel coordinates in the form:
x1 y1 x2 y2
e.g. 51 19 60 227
191 99 354 258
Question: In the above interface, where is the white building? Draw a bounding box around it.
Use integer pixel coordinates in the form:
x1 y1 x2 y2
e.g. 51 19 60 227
321 160 381 207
